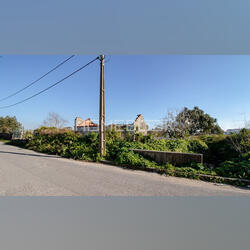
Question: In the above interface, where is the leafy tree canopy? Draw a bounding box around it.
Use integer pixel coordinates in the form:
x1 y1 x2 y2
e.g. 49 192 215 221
0 116 22 133
160 106 223 138
176 106 223 135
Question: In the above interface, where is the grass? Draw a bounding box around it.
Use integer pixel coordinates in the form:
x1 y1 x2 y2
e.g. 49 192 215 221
0 139 10 143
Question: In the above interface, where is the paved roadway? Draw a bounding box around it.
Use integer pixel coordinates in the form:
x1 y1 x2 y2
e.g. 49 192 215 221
0 142 249 196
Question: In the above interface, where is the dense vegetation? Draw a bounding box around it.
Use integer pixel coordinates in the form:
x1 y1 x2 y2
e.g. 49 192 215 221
0 116 22 134
199 129 250 180
11 127 250 185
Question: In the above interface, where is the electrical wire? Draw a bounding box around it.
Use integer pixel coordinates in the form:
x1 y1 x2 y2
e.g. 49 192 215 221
0 56 99 109
0 55 75 102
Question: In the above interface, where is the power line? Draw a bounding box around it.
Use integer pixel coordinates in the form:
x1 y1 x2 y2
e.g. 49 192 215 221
0 55 75 102
0 56 99 109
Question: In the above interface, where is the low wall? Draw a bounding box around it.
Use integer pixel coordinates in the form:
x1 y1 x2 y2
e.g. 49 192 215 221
132 149 203 166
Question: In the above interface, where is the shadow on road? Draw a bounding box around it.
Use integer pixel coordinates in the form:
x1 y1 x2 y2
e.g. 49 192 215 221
0 150 61 159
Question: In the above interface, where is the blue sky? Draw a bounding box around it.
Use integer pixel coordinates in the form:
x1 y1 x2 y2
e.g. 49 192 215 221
0 55 249 130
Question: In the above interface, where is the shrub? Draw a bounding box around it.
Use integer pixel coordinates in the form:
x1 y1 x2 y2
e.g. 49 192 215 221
26 128 99 161
215 153 250 179
187 138 208 154
114 150 158 169
165 139 189 152
0 133 12 140
199 134 238 164
228 129 250 155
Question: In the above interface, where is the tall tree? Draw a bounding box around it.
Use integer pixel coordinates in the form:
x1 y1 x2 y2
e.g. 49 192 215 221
161 107 223 137
42 112 68 128
161 109 187 138
176 106 223 135
0 116 22 133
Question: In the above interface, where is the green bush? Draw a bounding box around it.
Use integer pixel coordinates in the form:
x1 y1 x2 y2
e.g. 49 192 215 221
164 162 217 178
165 139 189 152
187 138 208 154
215 153 250 179
228 129 250 155
115 151 158 168
199 134 238 164
26 128 99 161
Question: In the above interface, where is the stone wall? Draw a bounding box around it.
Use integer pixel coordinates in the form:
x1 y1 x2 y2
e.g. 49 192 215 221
132 149 203 166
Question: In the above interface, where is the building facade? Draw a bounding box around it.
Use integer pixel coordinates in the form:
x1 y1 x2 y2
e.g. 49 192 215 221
133 114 148 135
75 114 148 135
107 114 148 135
74 117 98 134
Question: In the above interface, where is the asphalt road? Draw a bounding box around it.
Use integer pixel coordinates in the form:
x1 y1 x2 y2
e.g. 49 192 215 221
0 141 249 196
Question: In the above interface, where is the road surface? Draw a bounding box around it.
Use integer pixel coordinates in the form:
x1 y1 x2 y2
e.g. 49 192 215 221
0 141 249 196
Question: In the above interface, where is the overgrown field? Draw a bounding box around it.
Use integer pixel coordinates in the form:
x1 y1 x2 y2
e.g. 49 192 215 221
9 127 250 186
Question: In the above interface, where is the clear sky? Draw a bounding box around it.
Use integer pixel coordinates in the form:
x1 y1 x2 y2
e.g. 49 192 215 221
0 55 249 130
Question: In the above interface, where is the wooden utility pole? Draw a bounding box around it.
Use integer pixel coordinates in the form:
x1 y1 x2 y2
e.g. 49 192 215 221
99 55 106 156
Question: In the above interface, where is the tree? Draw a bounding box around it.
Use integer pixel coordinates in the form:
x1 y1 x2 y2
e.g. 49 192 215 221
0 116 22 133
228 128 250 155
176 106 223 135
161 109 187 138
160 107 223 138
42 112 68 128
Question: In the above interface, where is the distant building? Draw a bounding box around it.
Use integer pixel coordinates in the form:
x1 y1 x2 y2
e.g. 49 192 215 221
133 114 148 135
75 114 148 135
74 117 98 134
108 114 148 135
